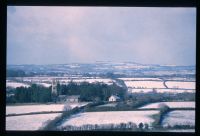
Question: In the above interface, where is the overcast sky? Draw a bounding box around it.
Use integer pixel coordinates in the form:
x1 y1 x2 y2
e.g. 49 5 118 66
7 6 196 65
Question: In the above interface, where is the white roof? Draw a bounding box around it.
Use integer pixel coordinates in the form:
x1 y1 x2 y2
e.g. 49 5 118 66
110 95 120 99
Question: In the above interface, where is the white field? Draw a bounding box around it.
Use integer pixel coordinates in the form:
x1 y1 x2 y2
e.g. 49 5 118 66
119 78 162 81
128 88 195 94
124 81 165 88
72 79 113 85
6 104 65 115
6 113 61 130
14 77 114 85
60 110 159 127
36 83 51 87
6 102 89 115
165 81 195 89
6 82 30 88
97 103 117 107
128 88 153 93
166 129 195 132
162 110 195 127
139 102 195 109
114 65 150 69
165 77 195 81
64 102 90 110
156 89 195 93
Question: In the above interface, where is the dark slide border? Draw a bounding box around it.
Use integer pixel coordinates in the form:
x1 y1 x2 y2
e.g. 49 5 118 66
1 0 199 136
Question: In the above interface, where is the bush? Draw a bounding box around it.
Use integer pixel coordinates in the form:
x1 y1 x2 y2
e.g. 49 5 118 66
138 123 144 129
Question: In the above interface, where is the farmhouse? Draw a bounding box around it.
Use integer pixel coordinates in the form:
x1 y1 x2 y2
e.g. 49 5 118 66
108 95 120 102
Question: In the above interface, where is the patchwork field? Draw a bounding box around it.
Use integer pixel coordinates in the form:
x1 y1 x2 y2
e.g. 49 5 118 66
138 102 195 109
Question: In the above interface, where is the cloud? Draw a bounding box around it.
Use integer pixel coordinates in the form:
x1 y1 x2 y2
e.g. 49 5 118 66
7 6 196 65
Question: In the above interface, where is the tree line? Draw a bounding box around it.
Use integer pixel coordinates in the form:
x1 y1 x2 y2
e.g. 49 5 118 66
6 82 126 103
6 84 52 103
57 82 126 101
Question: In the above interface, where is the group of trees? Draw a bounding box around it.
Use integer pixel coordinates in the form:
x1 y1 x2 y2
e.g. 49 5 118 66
7 84 52 103
6 82 126 103
7 70 26 77
57 82 126 102
7 69 37 77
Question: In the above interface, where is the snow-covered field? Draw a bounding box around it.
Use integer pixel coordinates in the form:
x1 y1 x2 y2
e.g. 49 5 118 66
162 110 195 127
114 65 150 69
72 78 113 85
124 81 165 88
166 129 195 132
6 102 89 115
64 102 90 110
165 81 195 89
6 104 65 115
6 82 30 88
36 83 51 87
60 110 159 127
138 102 195 109
97 103 117 107
119 78 162 81
128 88 153 93
12 77 114 85
6 113 61 130
128 88 195 94
157 89 195 93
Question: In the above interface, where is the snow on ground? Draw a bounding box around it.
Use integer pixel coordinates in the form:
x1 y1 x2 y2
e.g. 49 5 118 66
6 113 61 130
97 103 117 107
6 102 89 115
166 129 195 132
36 83 51 87
14 77 113 85
6 104 65 115
138 102 195 109
162 110 195 127
165 81 195 89
72 79 113 85
60 110 159 127
124 81 165 88
128 88 153 93
114 65 150 69
118 78 162 81
156 89 195 93
128 88 195 93
165 77 195 81
65 102 90 110
6 82 30 88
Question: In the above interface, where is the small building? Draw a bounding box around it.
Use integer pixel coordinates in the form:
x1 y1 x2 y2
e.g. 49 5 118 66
57 95 80 103
66 95 80 103
108 95 120 102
